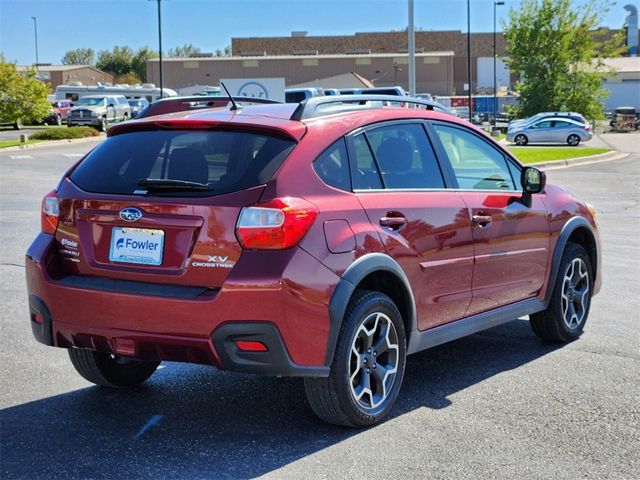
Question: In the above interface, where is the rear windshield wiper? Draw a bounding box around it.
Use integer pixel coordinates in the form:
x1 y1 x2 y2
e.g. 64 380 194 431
136 178 213 192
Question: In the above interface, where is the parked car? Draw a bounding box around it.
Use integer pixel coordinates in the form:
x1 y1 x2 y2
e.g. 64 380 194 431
509 112 588 130
137 95 281 119
507 118 593 146
66 95 131 132
127 98 150 119
26 95 601 427
42 100 74 125
0 119 23 130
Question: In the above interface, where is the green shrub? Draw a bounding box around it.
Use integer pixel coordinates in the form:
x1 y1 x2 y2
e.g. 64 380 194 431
30 127 100 141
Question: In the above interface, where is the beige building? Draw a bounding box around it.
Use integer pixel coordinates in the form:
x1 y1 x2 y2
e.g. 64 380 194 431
17 65 114 90
147 51 455 95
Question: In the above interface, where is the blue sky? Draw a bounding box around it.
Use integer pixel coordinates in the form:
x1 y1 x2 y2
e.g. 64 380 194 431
0 0 633 65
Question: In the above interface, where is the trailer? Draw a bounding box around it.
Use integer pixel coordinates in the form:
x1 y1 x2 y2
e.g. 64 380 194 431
55 83 177 102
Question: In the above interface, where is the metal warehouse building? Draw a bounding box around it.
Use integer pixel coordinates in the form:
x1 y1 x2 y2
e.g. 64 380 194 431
147 51 455 95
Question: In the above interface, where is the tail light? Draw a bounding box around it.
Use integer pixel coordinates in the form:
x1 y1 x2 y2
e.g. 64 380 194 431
236 197 318 250
41 190 60 234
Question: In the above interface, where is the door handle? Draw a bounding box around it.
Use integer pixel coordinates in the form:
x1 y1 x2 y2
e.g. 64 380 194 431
472 215 493 228
379 216 408 230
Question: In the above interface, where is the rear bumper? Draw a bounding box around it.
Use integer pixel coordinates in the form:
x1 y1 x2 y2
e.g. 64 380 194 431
25 233 337 377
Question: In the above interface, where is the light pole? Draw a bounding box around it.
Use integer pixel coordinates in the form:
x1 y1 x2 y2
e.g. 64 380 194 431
493 1 505 129
407 0 416 96
149 0 164 97
30 16 39 71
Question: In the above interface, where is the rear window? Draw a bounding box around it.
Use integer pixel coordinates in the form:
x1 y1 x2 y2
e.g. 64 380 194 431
70 130 295 197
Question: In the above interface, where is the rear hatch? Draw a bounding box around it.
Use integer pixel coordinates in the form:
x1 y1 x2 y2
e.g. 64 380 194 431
54 126 297 289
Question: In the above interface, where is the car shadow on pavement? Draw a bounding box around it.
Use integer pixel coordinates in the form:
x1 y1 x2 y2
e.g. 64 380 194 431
1 319 559 479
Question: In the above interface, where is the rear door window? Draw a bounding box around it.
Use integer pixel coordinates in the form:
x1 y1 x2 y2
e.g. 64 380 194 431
70 130 295 197
364 124 445 189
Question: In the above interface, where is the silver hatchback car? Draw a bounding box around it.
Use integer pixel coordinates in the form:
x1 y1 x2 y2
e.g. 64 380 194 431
507 118 593 146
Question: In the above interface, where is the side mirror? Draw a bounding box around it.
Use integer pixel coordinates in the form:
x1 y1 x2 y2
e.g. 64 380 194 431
521 167 546 194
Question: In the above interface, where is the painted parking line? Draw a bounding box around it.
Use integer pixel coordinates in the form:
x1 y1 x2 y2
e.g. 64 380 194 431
62 154 84 158
8 155 34 160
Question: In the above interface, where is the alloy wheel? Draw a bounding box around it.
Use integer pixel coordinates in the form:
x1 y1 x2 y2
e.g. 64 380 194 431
561 258 590 329
568 134 580 146
349 312 399 410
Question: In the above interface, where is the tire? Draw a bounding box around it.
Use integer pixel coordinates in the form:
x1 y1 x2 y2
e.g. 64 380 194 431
67 123 75 128
567 134 581 146
515 134 528 146
98 117 107 132
68 348 159 388
304 290 406 427
530 243 593 343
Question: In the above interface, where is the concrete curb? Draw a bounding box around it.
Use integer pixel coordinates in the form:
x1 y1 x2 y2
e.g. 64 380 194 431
526 150 629 169
1 135 105 152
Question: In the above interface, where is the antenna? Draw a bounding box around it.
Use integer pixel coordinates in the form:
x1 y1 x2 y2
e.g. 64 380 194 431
220 82 240 111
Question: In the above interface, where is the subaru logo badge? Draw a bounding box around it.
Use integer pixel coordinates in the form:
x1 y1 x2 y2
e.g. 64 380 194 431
120 207 142 222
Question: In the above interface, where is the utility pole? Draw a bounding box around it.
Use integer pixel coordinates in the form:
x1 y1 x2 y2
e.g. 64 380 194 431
493 1 505 129
407 0 416 96
467 0 472 120
30 17 39 71
149 0 164 97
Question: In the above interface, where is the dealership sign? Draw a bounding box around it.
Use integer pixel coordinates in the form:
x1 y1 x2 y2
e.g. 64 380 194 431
220 78 285 102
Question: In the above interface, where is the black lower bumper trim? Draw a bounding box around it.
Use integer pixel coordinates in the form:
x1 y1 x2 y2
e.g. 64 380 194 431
211 322 329 377
57 275 211 300
29 295 54 346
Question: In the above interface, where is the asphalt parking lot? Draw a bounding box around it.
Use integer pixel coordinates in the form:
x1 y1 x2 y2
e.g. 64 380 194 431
1 136 638 479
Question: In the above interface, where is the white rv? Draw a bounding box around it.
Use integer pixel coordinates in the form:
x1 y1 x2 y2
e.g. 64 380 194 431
55 82 177 103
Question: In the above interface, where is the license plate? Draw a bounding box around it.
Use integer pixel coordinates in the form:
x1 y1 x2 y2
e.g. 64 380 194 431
109 227 164 266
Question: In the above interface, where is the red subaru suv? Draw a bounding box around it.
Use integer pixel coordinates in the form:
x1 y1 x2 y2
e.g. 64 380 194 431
25 96 601 427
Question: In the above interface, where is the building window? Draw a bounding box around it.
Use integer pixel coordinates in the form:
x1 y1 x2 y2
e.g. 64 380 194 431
303 58 319 66
423 57 440 64
243 60 259 67
184 61 199 69
355 57 371 65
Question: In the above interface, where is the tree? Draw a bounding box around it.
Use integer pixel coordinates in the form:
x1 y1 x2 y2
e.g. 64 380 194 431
503 0 624 120
223 45 231 57
61 48 95 66
214 49 223 57
168 43 201 57
115 72 142 85
131 46 156 82
96 46 135 77
0 61 51 125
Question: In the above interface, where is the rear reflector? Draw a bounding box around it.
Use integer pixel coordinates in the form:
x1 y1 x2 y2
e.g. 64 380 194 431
235 340 268 352
32 313 44 324
41 190 60 235
236 197 318 250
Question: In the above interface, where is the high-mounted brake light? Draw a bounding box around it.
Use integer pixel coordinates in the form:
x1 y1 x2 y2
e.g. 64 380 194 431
41 190 60 235
236 197 318 250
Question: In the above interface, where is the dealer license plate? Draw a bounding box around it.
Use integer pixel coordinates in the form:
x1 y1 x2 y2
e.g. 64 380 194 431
109 227 164 266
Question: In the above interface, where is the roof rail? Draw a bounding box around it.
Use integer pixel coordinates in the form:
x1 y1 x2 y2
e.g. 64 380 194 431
290 94 442 121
